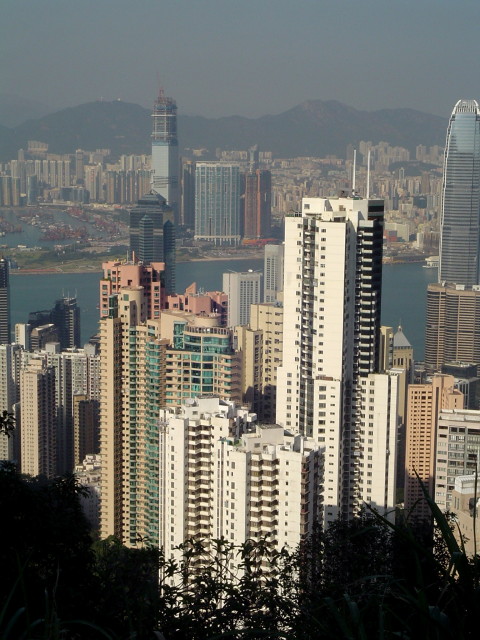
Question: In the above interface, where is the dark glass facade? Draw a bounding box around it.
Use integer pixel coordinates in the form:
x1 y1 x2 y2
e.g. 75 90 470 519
0 258 10 344
440 100 480 286
129 191 176 294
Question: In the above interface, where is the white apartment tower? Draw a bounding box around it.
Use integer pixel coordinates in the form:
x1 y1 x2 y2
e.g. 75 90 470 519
0 343 22 461
20 354 56 478
264 244 284 303
223 270 262 327
277 196 399 523
45 344 100 474
158 397 323 564
435 408 480 513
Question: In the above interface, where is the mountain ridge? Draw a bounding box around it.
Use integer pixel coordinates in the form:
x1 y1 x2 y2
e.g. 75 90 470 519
0 99 447 162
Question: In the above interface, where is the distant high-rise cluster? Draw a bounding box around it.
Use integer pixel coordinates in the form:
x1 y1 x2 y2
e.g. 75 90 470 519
406 100 480 534
12 89 480 564
188 146 272 244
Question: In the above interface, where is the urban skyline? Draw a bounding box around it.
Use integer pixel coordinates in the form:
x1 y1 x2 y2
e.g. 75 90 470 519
4 0 480 626
1 88 480 569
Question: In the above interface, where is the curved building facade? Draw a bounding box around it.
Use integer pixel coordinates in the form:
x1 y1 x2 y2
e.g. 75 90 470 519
439 100 480 286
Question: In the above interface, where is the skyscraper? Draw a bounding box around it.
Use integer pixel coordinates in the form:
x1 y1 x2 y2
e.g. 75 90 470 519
195 164 241 246
404 375 463 521
235 301 283 422
425 283 480 371
277 196 399 524
75 149 85 185
99 294 241 543
0 258 10 344
20 355 57 478
439 100 480 286
22 297 80 351
0 343 22 461
151 89 179 223
44 344 100 475
426 100 480 372
181 159 196 229
129 191 176 293
264 244 284 303
243 169 272 239
51 297 81 349
158 398 322 563
222 270 262 327
100 260 166 320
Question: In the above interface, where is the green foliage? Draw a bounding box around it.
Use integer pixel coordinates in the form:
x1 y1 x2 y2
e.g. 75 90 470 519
92 536 161 639
156 537 298 639
3 463 480 639
0 409 15 438
0 463 99 638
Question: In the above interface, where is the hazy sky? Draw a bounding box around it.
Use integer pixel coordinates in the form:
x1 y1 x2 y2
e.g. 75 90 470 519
2 0 480 119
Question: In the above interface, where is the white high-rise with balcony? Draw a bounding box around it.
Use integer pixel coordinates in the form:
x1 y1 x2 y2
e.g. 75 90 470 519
158 397 323 565
277 196 399 524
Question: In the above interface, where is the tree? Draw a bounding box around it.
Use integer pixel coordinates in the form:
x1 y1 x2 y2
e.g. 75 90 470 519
0 409 15 438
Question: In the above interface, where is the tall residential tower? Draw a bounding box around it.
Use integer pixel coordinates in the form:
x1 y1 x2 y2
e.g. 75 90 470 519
0 258 10 344
243 169 272 239
277 196 399 524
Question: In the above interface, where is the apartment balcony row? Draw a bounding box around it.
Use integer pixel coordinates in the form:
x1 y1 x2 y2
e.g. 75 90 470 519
248 488 280 498
250 498 279 507
249 508 279 518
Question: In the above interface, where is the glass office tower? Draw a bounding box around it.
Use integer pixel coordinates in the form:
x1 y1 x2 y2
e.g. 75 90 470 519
151 90 179 224
194 163 241 246
129 192 176 294
439 100 480 286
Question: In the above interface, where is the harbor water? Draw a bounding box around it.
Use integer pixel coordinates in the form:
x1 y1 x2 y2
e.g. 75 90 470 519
10 259 437 360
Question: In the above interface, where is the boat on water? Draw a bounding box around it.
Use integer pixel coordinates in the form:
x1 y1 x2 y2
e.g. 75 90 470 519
423 255 439 269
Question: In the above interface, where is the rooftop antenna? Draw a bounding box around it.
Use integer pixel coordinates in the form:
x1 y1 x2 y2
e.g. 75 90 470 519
156 72 164 100
366 149 371 198
352 149 357 196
